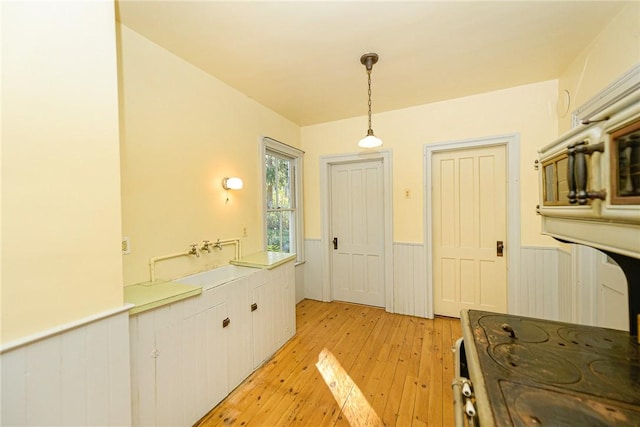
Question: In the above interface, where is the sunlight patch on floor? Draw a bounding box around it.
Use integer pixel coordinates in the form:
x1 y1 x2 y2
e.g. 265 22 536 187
315 348 383 427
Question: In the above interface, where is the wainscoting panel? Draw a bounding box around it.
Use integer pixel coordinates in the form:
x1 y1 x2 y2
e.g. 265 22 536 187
0 308 132 426
393 243 427 317
516 246 572 321
557 248 574 323
304 240 428 316
305 240 573 323
303 239 324 301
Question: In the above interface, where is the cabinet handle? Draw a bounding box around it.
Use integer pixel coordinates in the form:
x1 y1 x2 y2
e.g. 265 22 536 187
567 141 585 204
251 303 258 312
568 141 605 205
222 317 230 328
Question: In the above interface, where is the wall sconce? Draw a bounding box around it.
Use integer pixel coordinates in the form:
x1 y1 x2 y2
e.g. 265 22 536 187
222 177 243 203
222 177 243 190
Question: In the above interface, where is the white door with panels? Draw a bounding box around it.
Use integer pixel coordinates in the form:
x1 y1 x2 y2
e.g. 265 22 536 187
330 160 385 307
432 144 508 317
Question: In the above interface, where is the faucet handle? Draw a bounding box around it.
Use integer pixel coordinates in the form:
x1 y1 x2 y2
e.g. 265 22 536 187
189 244 200 257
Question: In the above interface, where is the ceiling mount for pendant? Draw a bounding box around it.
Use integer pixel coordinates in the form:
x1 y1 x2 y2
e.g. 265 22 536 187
358 52 383 149
360 52 379 71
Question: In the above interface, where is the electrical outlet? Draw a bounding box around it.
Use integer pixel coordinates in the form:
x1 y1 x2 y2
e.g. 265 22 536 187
122 237 131 255
404 189 412 199
242 227 248 237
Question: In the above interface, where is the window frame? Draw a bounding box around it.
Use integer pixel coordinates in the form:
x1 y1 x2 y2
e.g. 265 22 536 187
261 137 304 264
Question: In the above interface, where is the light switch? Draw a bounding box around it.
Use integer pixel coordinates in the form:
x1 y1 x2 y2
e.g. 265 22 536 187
122 237 131 255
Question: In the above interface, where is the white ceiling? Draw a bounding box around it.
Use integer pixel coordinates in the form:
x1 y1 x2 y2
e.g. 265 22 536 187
116 1 629 126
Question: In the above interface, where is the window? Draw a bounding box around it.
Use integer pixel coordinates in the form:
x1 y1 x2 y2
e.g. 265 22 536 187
262 137 304 262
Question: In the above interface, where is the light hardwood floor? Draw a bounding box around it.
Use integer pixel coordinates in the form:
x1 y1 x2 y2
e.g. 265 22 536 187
197 299 462 426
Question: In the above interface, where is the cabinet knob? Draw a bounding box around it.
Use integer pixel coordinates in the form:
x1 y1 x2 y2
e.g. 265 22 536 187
251 303 258 312
222 317 230 328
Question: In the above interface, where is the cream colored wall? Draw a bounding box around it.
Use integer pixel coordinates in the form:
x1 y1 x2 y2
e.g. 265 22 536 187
302 80 559 247
558 1 640 133
1 1 123 344
118 25 300 286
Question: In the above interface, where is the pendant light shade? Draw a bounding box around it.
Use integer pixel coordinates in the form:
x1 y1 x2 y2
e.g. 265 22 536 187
359 131 383 149
358 52 382 149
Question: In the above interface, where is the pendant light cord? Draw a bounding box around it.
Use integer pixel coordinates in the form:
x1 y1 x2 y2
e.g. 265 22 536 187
367 70 373 132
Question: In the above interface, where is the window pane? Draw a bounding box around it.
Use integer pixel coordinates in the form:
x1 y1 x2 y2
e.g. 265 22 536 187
264 139 302 259
281 211 291 252
277 157 291 209
266 211 293 253
266 211 281 251
265 154 278 209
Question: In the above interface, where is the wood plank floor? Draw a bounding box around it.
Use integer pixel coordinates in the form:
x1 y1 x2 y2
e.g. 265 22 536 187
197 299 462 427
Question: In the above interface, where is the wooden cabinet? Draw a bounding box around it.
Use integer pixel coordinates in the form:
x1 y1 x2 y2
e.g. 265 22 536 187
538 125 603 218
129 260 296 426
130 302 190 427
537 90 640 258
250 261 296 369
250 269 271 368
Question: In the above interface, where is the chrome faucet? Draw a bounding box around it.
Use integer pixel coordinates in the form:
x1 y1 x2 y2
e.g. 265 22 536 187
189 244 200 258
213 239 223 250
201 240 212 253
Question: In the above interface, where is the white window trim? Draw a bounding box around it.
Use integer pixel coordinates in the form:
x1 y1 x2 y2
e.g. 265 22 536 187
261 137 305 263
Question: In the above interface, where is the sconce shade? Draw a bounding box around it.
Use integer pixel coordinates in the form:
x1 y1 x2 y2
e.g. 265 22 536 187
222 177 243 190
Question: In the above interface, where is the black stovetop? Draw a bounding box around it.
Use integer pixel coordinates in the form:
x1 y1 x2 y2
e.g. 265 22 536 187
462 310 640 426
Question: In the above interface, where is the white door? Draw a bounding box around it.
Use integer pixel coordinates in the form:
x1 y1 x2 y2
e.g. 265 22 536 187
432 144 507 317
330 160 385 307
596 253 629 331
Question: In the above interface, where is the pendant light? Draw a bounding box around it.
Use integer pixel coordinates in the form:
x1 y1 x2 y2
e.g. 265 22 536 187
358 52 382 148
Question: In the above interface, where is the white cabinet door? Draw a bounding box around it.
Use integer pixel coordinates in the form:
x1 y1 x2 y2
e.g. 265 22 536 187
130 303 187 427
250 262 296 369
251 271 271 368
225 276 252 390
183 300 229 423
206 301 229 408
270 262 296 347
155 308 187 427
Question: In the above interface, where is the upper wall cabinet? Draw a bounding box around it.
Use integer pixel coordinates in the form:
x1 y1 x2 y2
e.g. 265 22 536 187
538 89 640 258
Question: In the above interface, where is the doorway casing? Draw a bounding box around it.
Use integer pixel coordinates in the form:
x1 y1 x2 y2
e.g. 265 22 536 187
424 134 521 318
320 150 394 312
